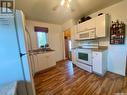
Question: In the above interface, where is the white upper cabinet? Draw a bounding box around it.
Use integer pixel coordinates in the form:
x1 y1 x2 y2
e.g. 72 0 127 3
85 18 96 30
76 14 109 39
71 25 79 47
78 18 96 32
71 25 77 40
78 22 86 32
96 14 108 38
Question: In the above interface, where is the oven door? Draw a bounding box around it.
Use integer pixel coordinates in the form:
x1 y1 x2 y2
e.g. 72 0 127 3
77 49 92 65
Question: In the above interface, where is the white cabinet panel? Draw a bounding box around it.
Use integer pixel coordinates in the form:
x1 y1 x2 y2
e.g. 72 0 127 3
47 52 56 68
93 52 102 74
35 51 56 73
78 22 86 32
96 14 108 38
71 25 79 46
28 54 38 75
37 54 48 71
78 19 96 33
33 55 39 73
76 14 109 40
85 18 96 30
92 51 107 76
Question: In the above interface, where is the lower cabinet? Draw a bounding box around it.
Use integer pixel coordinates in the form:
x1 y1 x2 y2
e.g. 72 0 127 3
46 52 56 68
92 51 107 76
37 54 48 72
35 51 56 73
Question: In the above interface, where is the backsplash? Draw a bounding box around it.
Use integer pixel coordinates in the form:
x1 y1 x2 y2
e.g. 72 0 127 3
77 37 109 47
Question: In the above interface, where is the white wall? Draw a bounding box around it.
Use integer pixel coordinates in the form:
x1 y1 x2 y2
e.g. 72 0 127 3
26 20 64 62
62 19 76 31
89 0 127 76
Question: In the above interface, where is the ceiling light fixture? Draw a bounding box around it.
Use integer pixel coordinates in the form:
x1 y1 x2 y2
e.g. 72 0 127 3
68 0 72 2
67 3 70 8
61 0 65 6
60 0 72 8
53 0 74 12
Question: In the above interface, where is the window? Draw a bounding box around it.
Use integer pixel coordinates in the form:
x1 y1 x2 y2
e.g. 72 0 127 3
37 32 48 48
34 26 48 48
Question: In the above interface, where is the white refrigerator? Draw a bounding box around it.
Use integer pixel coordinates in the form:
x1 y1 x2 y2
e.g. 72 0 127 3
0 10 36 95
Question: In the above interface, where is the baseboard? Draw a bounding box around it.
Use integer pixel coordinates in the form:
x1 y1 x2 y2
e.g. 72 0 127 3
56 59 66 63
34 66 56 77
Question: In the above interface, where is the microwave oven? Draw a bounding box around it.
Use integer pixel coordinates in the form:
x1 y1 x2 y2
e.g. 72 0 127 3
77 28 96 40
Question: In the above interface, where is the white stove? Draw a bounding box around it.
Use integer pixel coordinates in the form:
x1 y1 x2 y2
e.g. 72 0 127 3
76 44 99 73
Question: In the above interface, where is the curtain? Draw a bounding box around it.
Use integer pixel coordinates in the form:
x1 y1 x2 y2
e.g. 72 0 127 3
34 26 48 33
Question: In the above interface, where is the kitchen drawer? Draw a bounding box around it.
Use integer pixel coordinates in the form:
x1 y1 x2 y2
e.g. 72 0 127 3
76 62 92 73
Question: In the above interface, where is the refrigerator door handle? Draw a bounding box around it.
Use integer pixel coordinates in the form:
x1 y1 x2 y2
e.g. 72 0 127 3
20 53 26 57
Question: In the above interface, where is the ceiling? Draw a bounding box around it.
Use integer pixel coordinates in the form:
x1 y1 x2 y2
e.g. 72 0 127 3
16 0 122 24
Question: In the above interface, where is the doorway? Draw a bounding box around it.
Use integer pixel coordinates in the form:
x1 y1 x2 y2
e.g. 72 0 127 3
64 29 72 60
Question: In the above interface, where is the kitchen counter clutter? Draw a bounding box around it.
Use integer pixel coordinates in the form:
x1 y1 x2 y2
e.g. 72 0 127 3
29 48 55 55
0 82 17 95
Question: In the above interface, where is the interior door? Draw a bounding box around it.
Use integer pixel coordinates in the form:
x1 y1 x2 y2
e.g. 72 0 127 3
65 37 69 59
64 29 71 60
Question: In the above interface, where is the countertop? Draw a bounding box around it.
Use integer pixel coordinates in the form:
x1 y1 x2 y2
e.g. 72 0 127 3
0 82 17 95
92 46 108 52
29 48 55 55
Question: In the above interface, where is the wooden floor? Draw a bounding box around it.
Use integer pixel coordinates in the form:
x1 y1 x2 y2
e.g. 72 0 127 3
34 60 127 95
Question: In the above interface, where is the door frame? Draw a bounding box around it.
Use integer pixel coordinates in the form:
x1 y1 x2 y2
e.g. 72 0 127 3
63 28 71 60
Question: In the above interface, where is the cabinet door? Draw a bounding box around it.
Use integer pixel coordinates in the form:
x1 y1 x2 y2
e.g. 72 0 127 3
28 55 37 75
86 18 96 30
33 55 39 73
47 52 56 68
71 25 79 44
78 22 86 32
92 52 102 74
96 14 106 38
37 54 48 71
78 19 96 32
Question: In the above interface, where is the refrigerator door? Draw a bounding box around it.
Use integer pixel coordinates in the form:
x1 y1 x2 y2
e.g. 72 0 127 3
15 10 35 95
0 16 24 84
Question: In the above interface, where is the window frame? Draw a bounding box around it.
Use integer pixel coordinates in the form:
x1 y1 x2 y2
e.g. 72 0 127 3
34 26 49 48
36 32 48 48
